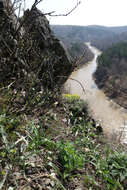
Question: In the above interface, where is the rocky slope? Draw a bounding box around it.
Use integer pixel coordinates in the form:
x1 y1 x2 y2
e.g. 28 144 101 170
0 1 75 115
0 3 73 89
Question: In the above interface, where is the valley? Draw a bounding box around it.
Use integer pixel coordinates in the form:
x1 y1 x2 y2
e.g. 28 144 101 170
52 24 127 50
52 24 127 142
66 43 127 142
1 1 127 188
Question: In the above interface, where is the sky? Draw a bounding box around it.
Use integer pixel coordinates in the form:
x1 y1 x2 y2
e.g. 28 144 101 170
22 0 127 27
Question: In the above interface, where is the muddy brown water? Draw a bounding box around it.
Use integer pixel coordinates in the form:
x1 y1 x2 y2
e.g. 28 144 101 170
65 43 127 143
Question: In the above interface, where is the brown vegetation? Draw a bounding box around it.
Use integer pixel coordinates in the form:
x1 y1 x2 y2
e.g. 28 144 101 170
0 0 74 115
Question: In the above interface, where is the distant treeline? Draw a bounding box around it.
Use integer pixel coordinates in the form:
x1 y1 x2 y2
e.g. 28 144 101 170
52 25 127 51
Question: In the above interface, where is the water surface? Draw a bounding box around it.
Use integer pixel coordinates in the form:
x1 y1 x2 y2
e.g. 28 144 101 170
66 44 127 142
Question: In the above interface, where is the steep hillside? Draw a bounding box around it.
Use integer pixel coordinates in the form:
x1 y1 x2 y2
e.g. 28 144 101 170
52 25 95 66
61 40 94 67
94 42 127 109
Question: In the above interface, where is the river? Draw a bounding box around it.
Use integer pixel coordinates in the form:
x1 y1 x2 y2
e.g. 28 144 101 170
65 43 127 143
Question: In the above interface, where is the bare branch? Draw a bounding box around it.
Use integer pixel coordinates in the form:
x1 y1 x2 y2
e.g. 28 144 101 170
32 0 44 10
45 1 81 17
69 77 85 94
14 0 81 37
75 49 87 67
57 76 85 94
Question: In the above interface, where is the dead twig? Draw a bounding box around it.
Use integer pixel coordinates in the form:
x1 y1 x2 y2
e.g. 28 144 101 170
32 0 44 9
47 1 81 17
69 77 85 94
74 49 87 67
57 76 85 94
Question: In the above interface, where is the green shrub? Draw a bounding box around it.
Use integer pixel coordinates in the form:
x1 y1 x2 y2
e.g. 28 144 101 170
58 141 84 179
95 149 127 189
107 151 127 183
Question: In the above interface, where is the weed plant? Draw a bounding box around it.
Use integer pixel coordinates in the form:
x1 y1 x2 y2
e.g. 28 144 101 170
0 95 127 189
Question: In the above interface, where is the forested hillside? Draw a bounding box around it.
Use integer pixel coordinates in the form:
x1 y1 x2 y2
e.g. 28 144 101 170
52 25 127 50
52 25 116 42
94 42 127 108
92 31 127 50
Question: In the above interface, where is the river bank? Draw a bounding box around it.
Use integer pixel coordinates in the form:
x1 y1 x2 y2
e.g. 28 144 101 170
94 42 127 110
65 43 127 143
